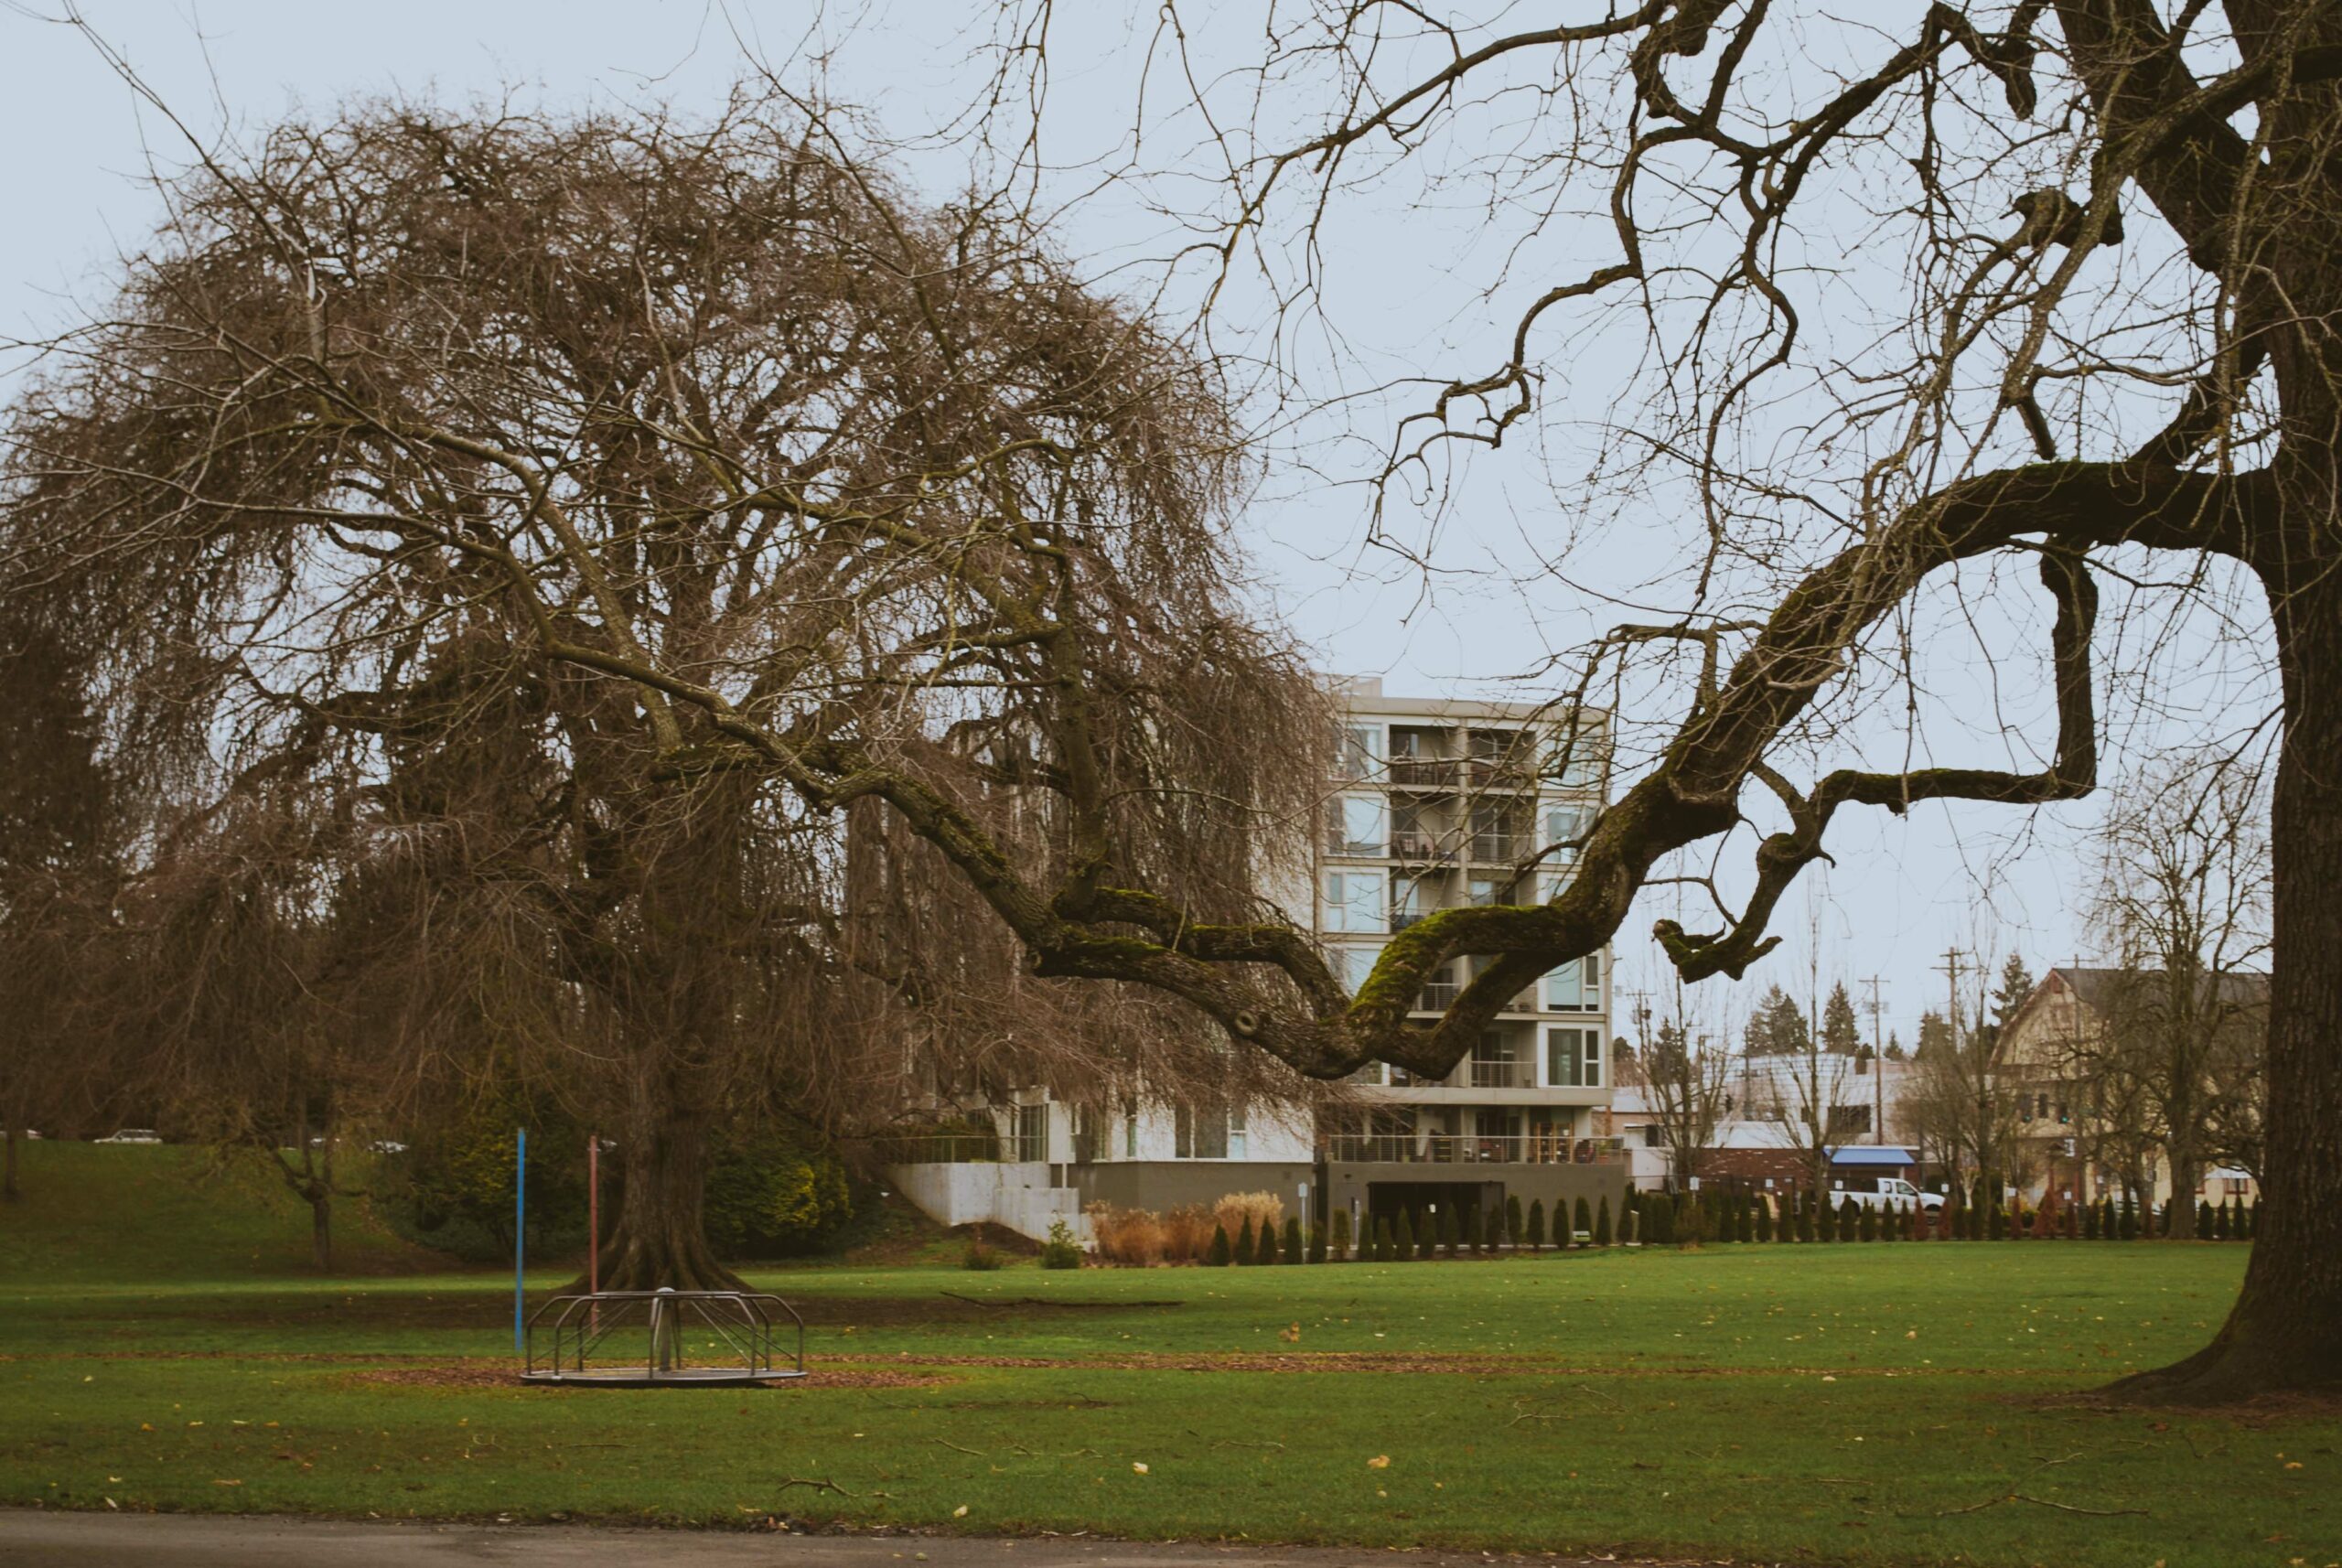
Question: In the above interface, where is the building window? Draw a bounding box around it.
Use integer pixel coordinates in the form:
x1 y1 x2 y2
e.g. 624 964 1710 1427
1545 727 1604 789
1466 875 1511 907
1543 803 1595 862
1325 794 1388 856
1827 1104 1872 1139
1335 724 1380 780
1391 875 1434 930
1542 953 1603 1011
1175 1104 1241 1160
1640 1122 1667 1148
1013 1103 1047 1163
1324 869 1387 932
1546 1026 1603 1088
1124 1105 1139 1158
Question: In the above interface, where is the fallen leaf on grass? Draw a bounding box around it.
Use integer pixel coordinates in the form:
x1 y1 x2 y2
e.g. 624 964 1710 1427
1366 1455 1391 1469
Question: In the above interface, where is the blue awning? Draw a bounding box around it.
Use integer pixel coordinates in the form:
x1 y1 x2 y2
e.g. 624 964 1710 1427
1827 1145 1917 1166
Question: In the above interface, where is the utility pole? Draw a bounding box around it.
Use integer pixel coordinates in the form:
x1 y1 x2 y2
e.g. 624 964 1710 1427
1862 975 1886 1144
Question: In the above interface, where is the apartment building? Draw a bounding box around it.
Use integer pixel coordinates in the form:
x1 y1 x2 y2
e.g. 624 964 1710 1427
884 677 1629 1242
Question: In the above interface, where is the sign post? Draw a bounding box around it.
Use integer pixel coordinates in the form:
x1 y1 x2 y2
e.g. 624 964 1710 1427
513 1127 527 1354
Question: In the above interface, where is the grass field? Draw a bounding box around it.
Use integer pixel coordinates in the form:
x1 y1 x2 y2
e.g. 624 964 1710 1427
1 1143 2336 1568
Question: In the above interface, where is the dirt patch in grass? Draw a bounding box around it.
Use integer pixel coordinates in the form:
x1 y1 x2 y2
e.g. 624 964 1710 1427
346 1362 962 1391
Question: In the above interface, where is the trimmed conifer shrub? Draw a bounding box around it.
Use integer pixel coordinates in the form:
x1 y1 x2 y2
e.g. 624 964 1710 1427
1621 1203 1639 1244
1527 1198 1546 1251
1857 1202 1879 1242
1375 1217 1395 1262
1835 1196 1857 1241
1644 1193 1675 1245
1417 1208 1438 1261
1753 1197 1774 1243
1594 1194 1614 1247
1574 1196 1594 1247
1207 1223 1233 1266
1793 1193 1813 1243
1434 1206 1457 1258
1329 1208 1352 1262
1235 1215 1257 1264
1474 1207 1492 1254
1393 1208 1415 1260
2082 1200 2100 1240
1308 1221 1328 1263
1506 1194 1525 1250
1283 1216 1305 1263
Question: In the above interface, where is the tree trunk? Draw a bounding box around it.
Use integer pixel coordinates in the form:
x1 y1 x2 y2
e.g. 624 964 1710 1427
2165 1150 2200 1243
310 1188 332 1272
2114 566 2342 1400
3 1123 18 1203
592 1092 746 1294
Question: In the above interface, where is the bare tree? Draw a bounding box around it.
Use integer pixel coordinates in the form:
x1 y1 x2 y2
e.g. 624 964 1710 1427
2084 753 2271 1237
0 93 1326 1287
1045 0 2342 1399
1642 1016 1733 1191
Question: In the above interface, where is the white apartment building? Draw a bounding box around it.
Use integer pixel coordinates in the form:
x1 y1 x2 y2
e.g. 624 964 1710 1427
885 677 1628 1241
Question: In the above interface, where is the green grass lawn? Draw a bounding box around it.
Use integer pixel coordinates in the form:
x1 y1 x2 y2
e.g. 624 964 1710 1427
1 1143 2335 1568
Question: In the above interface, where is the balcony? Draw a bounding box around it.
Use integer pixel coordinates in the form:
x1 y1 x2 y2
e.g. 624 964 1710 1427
1414 980 1459 1012
1468 832 1523 863
1322 1133 1628 1165
1389 832 1456 864
1387 757 1454 789
1467 1057 1536 1089
1460 758 1534 791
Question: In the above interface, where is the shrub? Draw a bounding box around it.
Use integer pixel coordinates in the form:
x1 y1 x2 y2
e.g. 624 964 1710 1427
1306 1220 1327 1263
962 1231 1008 1271
1257 1218 1281 1265
1372 1216 1394 1262
2082 1199 2100 1240
1206 1223 1233 1267
2117 1199 2139 1240
1858 1202 1879 1242
2197 1201 2217 1240
1393 1208 1416 1260
1594 1194 1614 1247
1488 1204 1509 1251
1649 1193 1679 1245
1214 1191 1284 1245
1474 1206 1493 1254
1574 1195 1594 1247
1753 1197 1774 1243
1506 1194 1525 1250
2218 1197 2235 1240
701 1127 854 1261
1417 1208 1438 1261
1526 1198 1546 1251
1621 1202 1640 1244
1329 1207 1352 1262
1039 1218 1083 1270
2008 1197 2027 1240
1234 1215 1257 1265
1086 1203 1164 1265
1159 1205 1212 1263
1834 1196 1858 1242
1438 1206 1460 1258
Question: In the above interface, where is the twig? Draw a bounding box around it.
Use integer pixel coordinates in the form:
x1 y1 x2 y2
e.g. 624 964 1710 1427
933 1439 987 1457
1927 1491 2148 1519
775 1477 852 1497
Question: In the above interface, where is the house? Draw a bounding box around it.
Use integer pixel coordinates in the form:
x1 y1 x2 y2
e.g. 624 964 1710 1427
1995 965 2268 1208
883 678 1630 1241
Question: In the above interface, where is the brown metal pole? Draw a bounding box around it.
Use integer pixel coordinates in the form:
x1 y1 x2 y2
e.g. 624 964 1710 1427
587 1134 600 1296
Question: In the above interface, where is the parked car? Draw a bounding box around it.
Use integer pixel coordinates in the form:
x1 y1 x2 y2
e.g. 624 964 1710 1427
1830 1176 1944 1212
93 1128 162 1144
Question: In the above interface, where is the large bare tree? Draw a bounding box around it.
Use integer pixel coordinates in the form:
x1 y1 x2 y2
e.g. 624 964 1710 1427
1000 0 2335 1400
0 92 1324 1287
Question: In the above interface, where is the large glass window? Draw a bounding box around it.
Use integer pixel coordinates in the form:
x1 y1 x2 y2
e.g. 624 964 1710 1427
1542 952 1603 1011
1391 875 1434 929
1174 1104 1237 1159
1333 944 1383 996
1323 868 1387 932
1334 724 1380 780
1013 1102 1048 1162
1543 803 1595 862
1325 794 1387 855
1546 1026 1604 1088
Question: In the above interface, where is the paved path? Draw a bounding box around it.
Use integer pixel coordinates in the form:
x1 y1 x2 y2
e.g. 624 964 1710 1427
0 1511 1759 1567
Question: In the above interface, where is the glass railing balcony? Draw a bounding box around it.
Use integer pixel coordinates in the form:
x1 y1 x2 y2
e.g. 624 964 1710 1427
1321 1133 1628 1165
1467 1058 1536 1089
1414 980 1459 1011
1387 757 1455 789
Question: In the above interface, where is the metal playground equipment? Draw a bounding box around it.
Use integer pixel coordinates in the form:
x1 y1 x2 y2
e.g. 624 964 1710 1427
520 1288 806 1386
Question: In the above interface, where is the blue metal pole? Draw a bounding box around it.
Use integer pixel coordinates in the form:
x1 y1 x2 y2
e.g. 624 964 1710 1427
514 1127 527 1353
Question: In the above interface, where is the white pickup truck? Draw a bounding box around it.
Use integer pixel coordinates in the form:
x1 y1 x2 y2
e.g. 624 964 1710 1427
1830 1176 1944 1212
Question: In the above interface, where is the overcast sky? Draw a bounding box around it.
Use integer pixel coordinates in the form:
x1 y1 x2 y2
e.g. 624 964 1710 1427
0 1 2270 1051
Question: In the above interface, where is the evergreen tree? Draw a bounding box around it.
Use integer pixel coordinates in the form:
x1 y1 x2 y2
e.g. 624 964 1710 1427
1644 1194 1675 1245
1838 1196 1860 1241
1988 1201 2007 1240
1859 1202 1879 1242
1756 1196 1775 1243
1796 1192 1816 1243
1235 1215 1257 1265
1884 1029 1907 1061
1594 1195 1614 1246
2197 1202 2217 1240
1438 1206 1460 1258
1821 982 1863 1055
1743 983 1813 1057
2084 1199 2101 1240
1284 1216 1305 1264
1506 1195 1525 1250
1527 1198 1546 1251
1622 1202 1640 1245
1393 1208 1415 1260
1990 954 2037 1039
1574 1196 1594 1246
1417 1208 1437 1261
1207 1223 1233 1267
2009 1196 2027 1240
1914 1009 1955 1060
1308 1220 1328 1263
1329 1208 1352 1262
